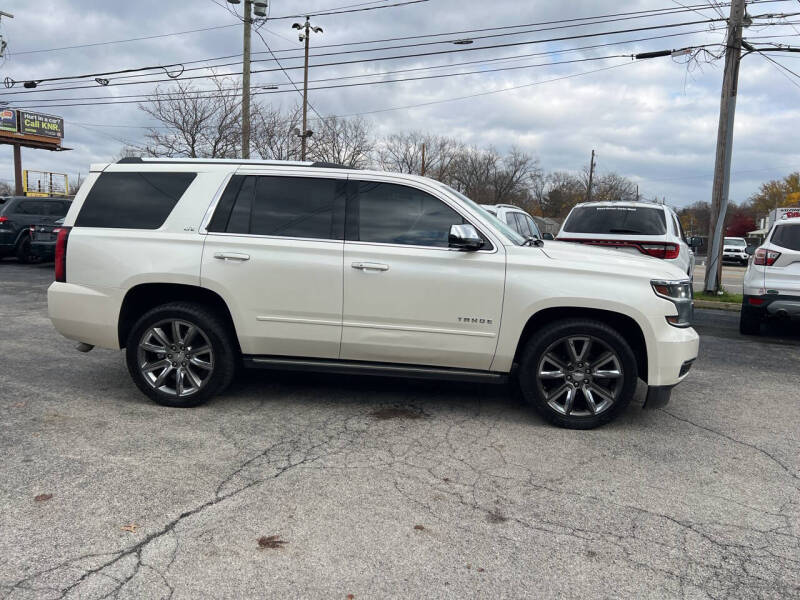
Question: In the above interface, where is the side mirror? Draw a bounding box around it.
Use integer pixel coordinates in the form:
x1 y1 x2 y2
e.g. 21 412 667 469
745 245 755 256
541 232 554 240
448 224 484 251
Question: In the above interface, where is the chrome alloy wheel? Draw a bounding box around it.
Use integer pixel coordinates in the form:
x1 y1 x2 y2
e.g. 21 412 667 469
536 335 623 417
137 319 214 398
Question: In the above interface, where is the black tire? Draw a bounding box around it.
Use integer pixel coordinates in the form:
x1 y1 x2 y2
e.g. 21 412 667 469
125 302 237 407
15 236 41 264
739 305 761 336
517 319 638 429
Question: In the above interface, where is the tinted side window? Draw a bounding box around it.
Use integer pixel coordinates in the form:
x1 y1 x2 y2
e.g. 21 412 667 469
251 176 344 240
207 175 247 233
353 181 464 248
76 172 196 229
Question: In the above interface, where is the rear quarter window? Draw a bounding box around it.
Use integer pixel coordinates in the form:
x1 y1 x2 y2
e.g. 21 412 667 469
563 205 667 235
75 172 197 229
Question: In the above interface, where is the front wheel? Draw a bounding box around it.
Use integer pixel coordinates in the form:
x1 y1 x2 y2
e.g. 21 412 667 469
518 319 638 429
125 302 237 407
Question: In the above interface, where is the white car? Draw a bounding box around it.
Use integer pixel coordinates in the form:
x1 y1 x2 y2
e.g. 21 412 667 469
722 237 749 265
48 158 699 429
740 215 800 334
481 204 542 240
556 201 695 276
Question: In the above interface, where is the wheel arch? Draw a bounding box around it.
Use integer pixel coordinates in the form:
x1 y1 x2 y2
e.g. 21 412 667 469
118 283 240 354
512 307 648 382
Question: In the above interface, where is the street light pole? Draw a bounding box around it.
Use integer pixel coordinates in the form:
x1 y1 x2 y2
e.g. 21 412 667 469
705 0 747 293
293 17 323 161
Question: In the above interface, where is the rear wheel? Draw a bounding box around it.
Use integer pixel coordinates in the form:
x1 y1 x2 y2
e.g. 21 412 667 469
739 304 761 335
125 302 237 407
15 236 40 264
518 319 638 429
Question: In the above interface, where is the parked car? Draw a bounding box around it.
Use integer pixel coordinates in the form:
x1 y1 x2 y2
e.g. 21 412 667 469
48 158 698 429
29 218 65 262
740 216 800 334
722 236 749 265
481 204 542 240
0 196 71 263
556 201 695 276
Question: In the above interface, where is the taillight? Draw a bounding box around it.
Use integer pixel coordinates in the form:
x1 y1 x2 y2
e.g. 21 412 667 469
0 216 8 224
753 248 780 266
748 297 766 306
29 225 35 234
54 226 71 283
640 243 680 259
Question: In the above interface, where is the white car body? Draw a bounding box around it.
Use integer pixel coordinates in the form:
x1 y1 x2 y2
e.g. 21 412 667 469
741 216 800 327
557 201 695 277
722 236 749 265
481 204 542 239
48 159 699 424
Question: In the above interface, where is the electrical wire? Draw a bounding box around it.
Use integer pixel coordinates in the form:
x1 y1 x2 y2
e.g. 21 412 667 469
2 17 727 95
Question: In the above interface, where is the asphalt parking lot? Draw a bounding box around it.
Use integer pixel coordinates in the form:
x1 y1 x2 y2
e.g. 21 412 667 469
1 261 798 599
692 263 746 295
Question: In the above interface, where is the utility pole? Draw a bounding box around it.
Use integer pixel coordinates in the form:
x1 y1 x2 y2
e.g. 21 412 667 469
705 0 747 293
420 142 426 176
241 0 252 159
293 17 323 161
586 149 596 202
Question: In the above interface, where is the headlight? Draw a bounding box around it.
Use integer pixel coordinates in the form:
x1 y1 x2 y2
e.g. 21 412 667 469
651 279 693 328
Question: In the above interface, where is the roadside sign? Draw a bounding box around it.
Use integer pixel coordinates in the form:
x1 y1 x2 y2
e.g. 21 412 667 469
18 110 64 138
0 108 16 132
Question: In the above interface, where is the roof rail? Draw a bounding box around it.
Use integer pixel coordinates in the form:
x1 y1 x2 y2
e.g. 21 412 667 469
115 157 356 169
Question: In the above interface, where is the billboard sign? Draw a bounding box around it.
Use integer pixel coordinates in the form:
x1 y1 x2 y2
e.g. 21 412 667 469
0 109 17 133
18 111 64 138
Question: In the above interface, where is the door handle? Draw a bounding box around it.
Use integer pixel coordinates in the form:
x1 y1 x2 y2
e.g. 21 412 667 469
351 262 389 272
214 252 250 261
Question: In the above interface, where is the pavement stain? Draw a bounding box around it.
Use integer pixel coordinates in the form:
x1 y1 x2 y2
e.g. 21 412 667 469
413 524 425 531
33 493 52 502
486 510 508 524
370 407 425 420
257 535 287 549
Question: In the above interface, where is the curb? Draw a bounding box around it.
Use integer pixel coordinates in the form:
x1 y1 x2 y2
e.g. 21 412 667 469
694 300 741 312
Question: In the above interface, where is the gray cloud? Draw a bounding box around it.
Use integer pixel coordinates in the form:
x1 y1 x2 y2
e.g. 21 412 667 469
1 0 799 206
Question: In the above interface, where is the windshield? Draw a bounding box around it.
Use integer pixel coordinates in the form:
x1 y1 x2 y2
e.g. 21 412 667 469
562 205 667 235
724 238 746 247
437 184 526 245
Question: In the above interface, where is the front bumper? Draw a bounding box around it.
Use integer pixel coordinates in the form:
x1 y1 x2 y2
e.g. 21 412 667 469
723 253 748 263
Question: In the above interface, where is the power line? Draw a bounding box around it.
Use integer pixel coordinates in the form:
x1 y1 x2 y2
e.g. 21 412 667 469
2 17 727 96
5 55 647 110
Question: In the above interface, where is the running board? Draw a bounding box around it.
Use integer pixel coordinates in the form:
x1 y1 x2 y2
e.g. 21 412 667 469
243 355 508 384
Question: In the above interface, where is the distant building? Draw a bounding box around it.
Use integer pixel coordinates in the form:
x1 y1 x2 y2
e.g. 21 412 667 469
532 216 561 236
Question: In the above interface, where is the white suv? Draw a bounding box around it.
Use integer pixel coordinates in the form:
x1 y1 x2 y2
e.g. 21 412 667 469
722 237 749 265
557 201 695 276
740 216 800 334
48 158 699 429
481 204 542 240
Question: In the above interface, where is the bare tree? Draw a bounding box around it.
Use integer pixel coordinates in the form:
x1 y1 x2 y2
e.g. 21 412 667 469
251 103 302 161
0 181 13 196
309 116 373 168
137 76 241 158
540 171 585 219
580 169 638 203
375 132 462 182
448 146 539 205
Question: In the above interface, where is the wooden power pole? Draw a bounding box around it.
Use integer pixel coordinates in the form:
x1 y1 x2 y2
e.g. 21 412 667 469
705 0 747 293
586 149 596 202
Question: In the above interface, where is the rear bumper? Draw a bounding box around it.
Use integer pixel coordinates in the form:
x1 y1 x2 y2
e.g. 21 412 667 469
743 294 800 320
48 282 122 349
30 242 55 260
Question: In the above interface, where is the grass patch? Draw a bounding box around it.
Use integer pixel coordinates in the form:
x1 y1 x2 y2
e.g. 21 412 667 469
694 290 743 304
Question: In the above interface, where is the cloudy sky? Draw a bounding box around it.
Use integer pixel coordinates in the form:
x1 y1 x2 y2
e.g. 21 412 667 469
1 0 799 207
